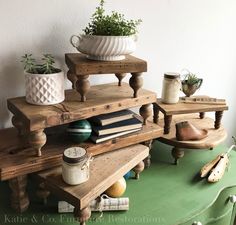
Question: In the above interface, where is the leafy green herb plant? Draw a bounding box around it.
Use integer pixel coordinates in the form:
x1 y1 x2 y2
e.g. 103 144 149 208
84 0 142 36
182 70 202 85
21 54 60 74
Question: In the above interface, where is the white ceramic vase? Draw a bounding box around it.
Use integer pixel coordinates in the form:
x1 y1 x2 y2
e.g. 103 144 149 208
70 35 137 61
25 71 65 105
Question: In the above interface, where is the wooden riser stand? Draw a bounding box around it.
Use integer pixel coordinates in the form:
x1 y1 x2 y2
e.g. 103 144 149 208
4 54 163 219
33 144 149 225
154 98 228 134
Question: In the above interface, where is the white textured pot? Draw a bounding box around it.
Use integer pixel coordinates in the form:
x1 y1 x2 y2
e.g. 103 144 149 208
25 71 65 105
70 35 137 61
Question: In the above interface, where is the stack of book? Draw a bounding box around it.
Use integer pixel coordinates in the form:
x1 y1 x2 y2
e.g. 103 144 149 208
89 110 142 144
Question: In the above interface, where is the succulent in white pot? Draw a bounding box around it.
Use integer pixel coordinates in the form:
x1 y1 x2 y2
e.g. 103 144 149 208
21 54 65 105
70 0 141 61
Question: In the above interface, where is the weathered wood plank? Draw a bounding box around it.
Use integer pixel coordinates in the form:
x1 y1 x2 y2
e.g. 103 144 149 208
158 114 227 149
65 53 147 75
0 120 162 181
156 98 228 115
7 83 156 131
34 144 149 210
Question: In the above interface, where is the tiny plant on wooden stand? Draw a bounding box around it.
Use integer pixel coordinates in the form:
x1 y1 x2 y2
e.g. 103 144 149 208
181 70 203 97
21 54 64 106
70 0 142 61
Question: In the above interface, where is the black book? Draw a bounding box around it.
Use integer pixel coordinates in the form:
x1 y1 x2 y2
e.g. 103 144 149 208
90 128 141 144
89 110 134 126
92 117 142 136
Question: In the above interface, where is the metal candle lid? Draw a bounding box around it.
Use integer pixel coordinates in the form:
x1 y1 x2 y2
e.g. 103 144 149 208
63 147 87 164
164 72 180 79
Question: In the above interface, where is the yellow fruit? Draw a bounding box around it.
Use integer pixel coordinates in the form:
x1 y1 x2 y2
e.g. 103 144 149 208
105 177 126 197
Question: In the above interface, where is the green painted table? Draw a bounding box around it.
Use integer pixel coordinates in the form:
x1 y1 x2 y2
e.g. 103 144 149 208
0 142 236 225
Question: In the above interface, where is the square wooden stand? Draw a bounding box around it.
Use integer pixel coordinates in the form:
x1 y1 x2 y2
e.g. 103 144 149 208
33 144 149 225
65 53 147 101
7 83 159 157
154 98 228 134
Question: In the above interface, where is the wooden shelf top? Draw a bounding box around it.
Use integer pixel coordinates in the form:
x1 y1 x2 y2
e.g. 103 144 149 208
156 98 228 116
65 53 147 75
158 114 227 149
0 119 162 181
34 144 149 210
7 83 156 131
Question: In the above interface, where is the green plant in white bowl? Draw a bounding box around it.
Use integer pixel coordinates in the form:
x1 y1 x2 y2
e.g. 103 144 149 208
70 0 142 61
83 0 141 36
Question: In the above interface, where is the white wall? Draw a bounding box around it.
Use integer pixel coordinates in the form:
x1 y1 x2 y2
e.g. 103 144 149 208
1 0 236 144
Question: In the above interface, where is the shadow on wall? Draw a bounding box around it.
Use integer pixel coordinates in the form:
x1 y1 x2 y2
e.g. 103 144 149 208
0 53 24 129
0 23 71 129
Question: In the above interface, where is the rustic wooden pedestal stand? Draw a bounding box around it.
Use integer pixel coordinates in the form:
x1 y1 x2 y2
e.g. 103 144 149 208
33 144 149 225
65 53 147 102
5 82 163 214
7 83 159 157
158 114 227 164
154 98 228 134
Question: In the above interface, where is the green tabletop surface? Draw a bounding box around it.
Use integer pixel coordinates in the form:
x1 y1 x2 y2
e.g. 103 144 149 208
0 141 236 225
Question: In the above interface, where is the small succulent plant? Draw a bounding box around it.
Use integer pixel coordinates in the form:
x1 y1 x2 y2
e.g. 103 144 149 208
181 70 203 97
21 54 60 74
184 74 200 85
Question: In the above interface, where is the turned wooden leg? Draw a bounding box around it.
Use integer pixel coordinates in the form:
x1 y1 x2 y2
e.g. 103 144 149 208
143 140 153 149
172 147 184 165
8 175 29 213
215 111 223 129
115 73 126 86
129 72 143 98
67 70 78 89
12 116 25 136
28 129 47 157
140 104 152 125
10 116 29 154
74 206 91 225
143 154 151 169
36 182 50 205
153 103 160 124
143 140 153 168
133 161 145 179
164 115 172 134
199 112 205 119
76 75 90 102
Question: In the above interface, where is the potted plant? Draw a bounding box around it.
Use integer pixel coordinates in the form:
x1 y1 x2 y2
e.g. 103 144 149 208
21 54 65 105
181 70 203 97
70 0 142 61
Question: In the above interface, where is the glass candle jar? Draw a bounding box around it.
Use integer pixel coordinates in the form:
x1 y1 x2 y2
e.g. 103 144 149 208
62 147 90 185
161 73 181 104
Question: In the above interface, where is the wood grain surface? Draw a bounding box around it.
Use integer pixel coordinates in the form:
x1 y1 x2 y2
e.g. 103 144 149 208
34 144 149 210
7 83 156 132
0 119 162 181
158 114 227 149
65 53 147 75
156 98 228 115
